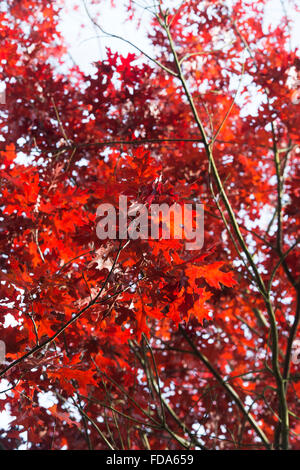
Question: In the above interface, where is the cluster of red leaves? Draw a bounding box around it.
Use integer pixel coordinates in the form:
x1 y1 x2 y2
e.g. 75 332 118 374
0 0 299 450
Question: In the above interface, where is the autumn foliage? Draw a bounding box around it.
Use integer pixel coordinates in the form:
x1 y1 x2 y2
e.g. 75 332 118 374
0 0 299 450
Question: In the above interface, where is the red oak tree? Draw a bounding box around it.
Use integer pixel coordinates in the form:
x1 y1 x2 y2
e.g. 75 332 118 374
0 0 299 450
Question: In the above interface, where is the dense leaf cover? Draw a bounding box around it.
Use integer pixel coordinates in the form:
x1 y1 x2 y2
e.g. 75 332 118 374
0 0 299 450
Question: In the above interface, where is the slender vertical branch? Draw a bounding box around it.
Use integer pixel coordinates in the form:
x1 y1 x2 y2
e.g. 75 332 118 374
158 13 290 449
179 325 271 448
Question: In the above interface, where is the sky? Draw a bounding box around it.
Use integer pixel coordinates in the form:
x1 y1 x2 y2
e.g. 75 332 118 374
58 0 300 73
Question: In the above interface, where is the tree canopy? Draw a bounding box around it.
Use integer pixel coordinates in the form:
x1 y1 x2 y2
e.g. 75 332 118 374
0 0 299 450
